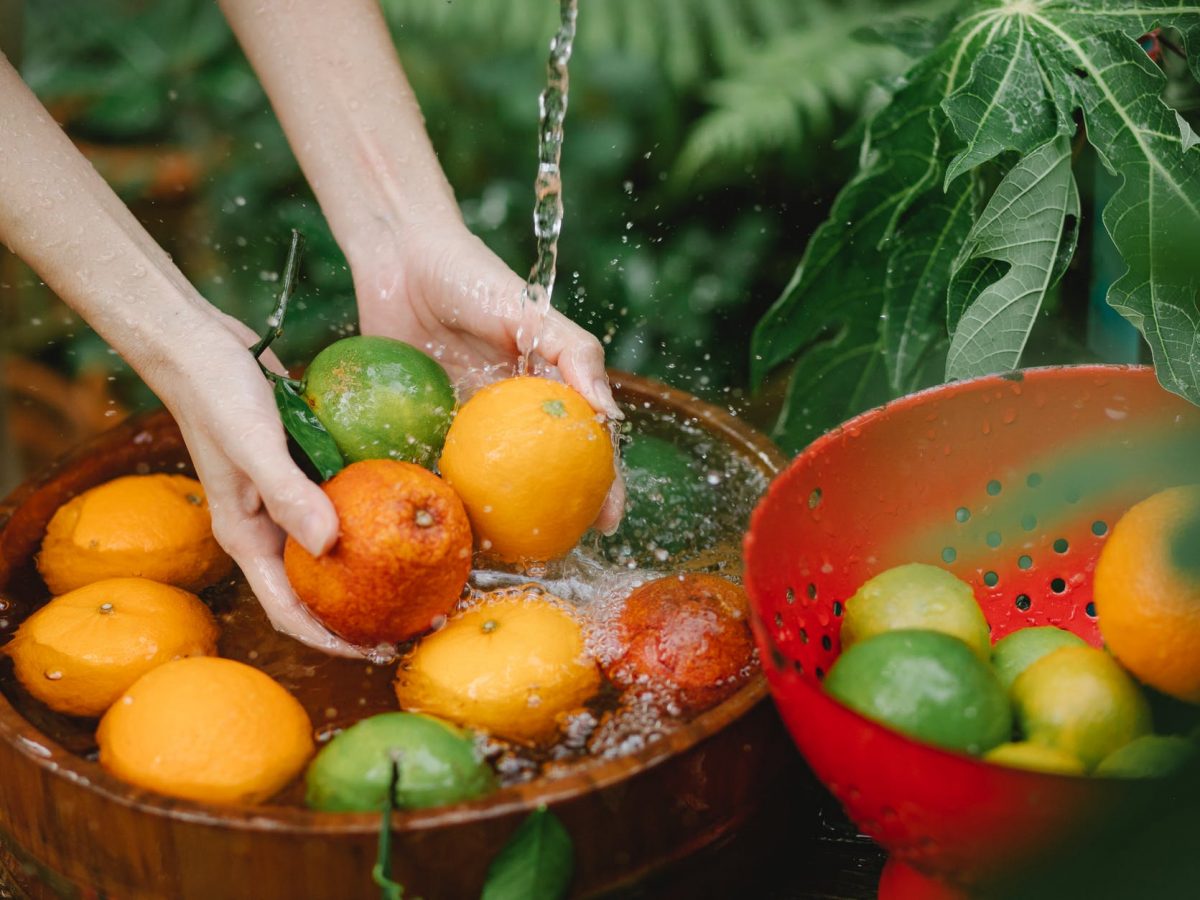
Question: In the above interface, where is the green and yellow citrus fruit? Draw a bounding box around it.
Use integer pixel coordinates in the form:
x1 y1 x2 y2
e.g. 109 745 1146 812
302 335 455 468
983 741 1086 775
840 563 990 660
1095 734 1196 778
991 626 1087 691
1012 645 1152 771
305 712 495 811
825 629 1011 755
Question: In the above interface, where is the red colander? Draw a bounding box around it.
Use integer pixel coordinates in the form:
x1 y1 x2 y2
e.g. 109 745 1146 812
743 365 1200 893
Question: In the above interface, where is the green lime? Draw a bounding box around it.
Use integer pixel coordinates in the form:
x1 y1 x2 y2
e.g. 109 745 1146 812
302 336 455 468
305 712 495 812
1012 645 1152 771
825 629 1012 755
991 626 1087 691
841 563 991 660
601 434 710 565
1095 734 1196 778
984 741 1086 775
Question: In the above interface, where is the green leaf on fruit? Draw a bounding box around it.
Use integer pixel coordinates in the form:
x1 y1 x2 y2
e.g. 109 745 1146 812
273 378 344 482
480 806 574 900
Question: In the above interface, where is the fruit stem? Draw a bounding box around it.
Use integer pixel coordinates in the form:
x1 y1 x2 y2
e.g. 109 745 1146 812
251 230 306 365
372 753 406 900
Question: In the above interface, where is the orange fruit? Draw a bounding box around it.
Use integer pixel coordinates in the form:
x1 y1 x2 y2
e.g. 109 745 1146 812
605 574 756 713
395 586 602 744
4 577 219 717
1012 645 1152 770
283 460 472 647
37 474 232 594
97 656 314 805
438 377 614 563
1094 485 1200 703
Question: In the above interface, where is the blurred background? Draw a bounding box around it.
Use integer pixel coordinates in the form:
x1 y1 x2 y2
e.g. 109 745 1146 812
0 0 1151 493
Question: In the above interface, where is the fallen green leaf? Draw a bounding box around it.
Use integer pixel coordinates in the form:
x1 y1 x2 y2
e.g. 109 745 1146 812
480 807 574 900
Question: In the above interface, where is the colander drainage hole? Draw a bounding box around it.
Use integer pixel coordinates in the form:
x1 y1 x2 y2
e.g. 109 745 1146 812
815 666 826 681
1018 555 1033 570
774 612 784 629
942 546 957 563
1092 520 1109 536
1053 538 1069 553
986 531 1003 548
956 507 971 523
800 628 809 644
785 587 795 605
1021 513 1037 531
1015 594 1032 611
984 571 999 587
770 647 786 670
1027 473 1043 488
792 659 804 674
820 635 833 651
1085 601 1097 618
809 488 823 509
987 479 1002 496
832 600 843 617
807 583 817 599
1050 577 1067 594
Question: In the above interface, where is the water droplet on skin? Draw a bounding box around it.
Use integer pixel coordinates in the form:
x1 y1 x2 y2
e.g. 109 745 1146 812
44 670 63 681
98 603 114 615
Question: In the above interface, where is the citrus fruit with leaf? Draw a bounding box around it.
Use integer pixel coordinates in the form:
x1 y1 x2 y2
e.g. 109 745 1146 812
601 434 708 565
1012 645 1152 771
283 459 472 646
305 712 494 812
983 742 1086 775
37 474 231 594
605 573 754 713
97 656 313 805
1095 734 1196 778
991 625 1087 691
5 577 218 717
302 335 455 468
840 563 990 660
395 587 601 744
1094 484 1200 703
438 377 614 562
824 629 1011 755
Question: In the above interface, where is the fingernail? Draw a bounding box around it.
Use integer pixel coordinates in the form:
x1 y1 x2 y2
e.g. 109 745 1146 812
592 379 623 420
300 512 334 556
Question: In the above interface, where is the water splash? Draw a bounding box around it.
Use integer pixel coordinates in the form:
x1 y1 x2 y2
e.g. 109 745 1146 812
516 0 578 373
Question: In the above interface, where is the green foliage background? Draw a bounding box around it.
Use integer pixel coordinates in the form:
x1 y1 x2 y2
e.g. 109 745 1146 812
10 0 911 412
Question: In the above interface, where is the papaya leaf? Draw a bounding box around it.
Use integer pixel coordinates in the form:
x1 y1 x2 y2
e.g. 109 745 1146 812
480 807 573 900
942 23 1068 185
946 136 1080 380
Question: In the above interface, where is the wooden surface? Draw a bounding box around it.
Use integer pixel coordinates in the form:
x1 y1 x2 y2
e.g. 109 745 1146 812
0 371 824 900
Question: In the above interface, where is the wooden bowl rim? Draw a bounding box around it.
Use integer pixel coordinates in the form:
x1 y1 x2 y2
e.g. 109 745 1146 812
0 370 787 834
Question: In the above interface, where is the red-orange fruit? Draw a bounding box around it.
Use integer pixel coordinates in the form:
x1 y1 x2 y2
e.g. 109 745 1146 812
605 573 755 713
283 460 472 646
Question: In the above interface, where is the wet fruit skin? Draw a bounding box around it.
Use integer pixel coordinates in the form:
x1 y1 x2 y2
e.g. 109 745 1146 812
1094 734 1197 778
4 577 219 718
1011 645 1152 771
283 460 472 646
395 588 601 745
305 712 495 812
991 625 1087 691
302 335 456 468
825 629 1012 755
601 434 709 565
1094 484 1200 703
37 473 232 594
438 376 614 563
604 574 756 714
97 656 314 806
840 563 991 661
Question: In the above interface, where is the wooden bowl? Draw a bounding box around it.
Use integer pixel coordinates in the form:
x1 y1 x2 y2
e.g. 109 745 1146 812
0 372 802 900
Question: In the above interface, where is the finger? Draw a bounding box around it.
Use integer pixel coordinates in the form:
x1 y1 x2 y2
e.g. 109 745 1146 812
539 312 623 420
234 415 340 557
241 546 364 658
593 466 626 535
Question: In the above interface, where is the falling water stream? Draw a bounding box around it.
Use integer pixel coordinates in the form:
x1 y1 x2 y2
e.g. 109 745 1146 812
515 0 577 372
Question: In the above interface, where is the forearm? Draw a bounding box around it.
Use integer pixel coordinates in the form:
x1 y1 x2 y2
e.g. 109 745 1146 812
0 56 210 387
219 0 461 267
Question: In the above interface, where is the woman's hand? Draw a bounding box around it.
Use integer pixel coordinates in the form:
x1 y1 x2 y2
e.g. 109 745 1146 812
151 309 361 657
350 221 626 533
